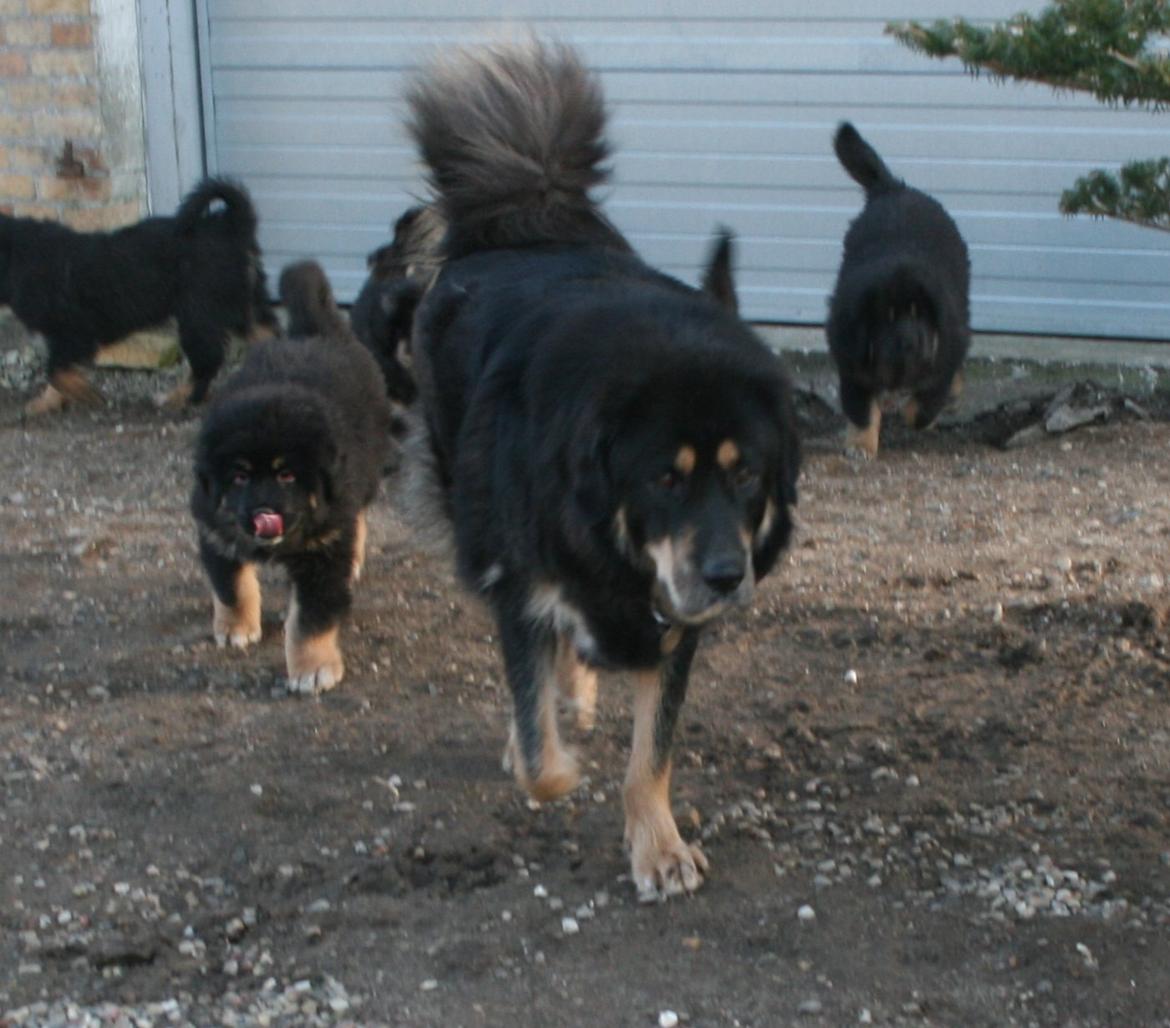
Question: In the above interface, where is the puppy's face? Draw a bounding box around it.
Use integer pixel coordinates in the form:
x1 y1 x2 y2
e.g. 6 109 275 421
197 437 333 555
598 386 798 627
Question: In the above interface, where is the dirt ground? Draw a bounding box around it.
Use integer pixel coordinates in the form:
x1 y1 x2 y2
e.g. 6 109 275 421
2 358 1169 1028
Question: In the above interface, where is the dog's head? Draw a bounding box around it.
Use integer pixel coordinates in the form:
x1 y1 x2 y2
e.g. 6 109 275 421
858 267 942 390
193 387 341 553
565 244 799 627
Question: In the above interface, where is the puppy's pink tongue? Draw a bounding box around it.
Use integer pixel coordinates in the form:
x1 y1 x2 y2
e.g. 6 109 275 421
253 511 284 538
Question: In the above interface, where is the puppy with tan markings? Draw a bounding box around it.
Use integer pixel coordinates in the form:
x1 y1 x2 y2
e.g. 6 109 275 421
192 261 392 694
827 122 971 458
407 41 800 901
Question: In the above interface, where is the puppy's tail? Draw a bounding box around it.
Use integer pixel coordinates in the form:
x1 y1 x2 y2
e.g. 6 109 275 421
174 177 260 240
278 260 349 339
833 122 901 196
406 38 628 257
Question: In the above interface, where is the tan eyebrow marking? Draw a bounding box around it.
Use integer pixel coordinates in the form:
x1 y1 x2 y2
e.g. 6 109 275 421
716 439 740 470
673 445 696 476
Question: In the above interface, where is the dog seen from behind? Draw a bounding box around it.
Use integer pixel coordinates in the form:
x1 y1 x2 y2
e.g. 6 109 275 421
407 40 801 901
192 260 393 695
827 122 971 458
0 177 278 415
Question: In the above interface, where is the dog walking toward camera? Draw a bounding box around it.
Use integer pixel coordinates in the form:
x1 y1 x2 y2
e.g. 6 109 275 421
192 260 393 695
827 122 971 458
0 177 278 415
406 39 801 901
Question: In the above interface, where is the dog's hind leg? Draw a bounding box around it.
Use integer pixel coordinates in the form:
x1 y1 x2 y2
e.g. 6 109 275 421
164 315 227 407
498 600 580 802
623 628 708 902
903 375 956 431
839 376 880 458
555 634 598 732
26 365 104 416
349 510 368 585
283 549 352 695
200 539 262 649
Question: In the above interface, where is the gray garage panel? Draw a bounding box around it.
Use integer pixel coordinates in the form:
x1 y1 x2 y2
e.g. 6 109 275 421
196 0 1170 340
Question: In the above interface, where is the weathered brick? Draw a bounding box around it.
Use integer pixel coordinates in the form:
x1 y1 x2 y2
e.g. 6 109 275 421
0 51 30 77
4 19 52 46
0 173 36 200
4 80 54 109
65 198 142 231
4 144 48 169
52 81 98 108
38 173 111 202
33 110 99 137
12 201 59 219
0 111 34 137
30 50 95 78
29 0 89 14
51 21 91 47
0 0 29 15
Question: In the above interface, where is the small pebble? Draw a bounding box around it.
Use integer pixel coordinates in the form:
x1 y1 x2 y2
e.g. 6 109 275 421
659 1011 680 1028
561 916 580 936
843 668 858 684
797 904 816 923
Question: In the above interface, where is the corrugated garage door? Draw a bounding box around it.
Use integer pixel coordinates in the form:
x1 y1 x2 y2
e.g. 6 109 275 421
197 0 1170 340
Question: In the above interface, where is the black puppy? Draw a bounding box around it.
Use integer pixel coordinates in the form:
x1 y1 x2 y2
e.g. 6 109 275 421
192 262 392 694
349 204 446 406
827 122 970 457
0 177 277 415
279 259 349 340
407 40 800 901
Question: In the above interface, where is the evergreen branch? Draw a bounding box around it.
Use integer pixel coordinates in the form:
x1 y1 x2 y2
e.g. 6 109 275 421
1060 158 1170 232
888 1 1170 108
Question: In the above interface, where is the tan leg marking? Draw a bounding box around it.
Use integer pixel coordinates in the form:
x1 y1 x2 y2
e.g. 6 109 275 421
844 399 881 459
211 563 262 650
950 370 964 400
503 645 580 802
624 671 708 903
247 321 277 344
902 396 920 428
284 591 344 695
156 376 195 409
26 368 103 415
555 634 598 732
351 510 368 585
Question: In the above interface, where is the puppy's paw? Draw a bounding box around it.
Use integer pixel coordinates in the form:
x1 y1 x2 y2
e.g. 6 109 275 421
155 379 194 409
627 828 709 904
212 595 261 651
843 423 879 460
504 729 581 802
285 628 344 696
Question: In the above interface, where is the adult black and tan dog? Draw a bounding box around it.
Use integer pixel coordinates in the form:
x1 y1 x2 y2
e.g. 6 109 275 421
407 41 800 901
192 261 392 695
0 177 277 415
827 122 971 457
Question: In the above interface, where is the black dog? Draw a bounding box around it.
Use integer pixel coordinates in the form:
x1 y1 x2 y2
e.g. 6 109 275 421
407 40 800 901
0 177 277 415
827 122 970 457
349 203 446 407
192 262 392 694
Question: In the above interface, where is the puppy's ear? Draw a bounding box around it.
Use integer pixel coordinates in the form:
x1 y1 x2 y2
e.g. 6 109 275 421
701 227 739 315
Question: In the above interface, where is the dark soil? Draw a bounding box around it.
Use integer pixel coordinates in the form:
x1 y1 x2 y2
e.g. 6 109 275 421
2 368 1169 1027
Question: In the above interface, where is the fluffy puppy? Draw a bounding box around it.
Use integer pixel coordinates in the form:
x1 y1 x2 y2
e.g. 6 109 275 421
407 40 801 902
0 177 277 415
279 259 349 340
826 122 971 457
192 262 392 694
349 204 446 406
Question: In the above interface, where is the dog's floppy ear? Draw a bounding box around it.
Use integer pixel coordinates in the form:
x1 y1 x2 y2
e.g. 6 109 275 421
751 382 802 578
701 227 739 315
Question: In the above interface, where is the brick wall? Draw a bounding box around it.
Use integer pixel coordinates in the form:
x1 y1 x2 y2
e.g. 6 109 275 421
0 0 145 230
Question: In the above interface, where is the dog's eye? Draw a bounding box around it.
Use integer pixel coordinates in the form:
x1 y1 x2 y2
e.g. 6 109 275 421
276 469 296 485
231 469 250 485
655 468 685 493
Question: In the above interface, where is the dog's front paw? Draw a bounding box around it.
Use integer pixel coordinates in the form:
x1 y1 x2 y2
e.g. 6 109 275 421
626 819 709 903
285 629 344 696
503 726 581 802
212 595 261 650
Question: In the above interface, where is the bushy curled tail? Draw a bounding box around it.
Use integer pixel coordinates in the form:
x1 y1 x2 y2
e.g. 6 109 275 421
405 38 629 258
174 176 260 239
833 122 901 196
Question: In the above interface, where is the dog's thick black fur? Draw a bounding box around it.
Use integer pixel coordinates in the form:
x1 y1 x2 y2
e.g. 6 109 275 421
407 40 800 902
192 262 392 695
349 204 446 406
0 177 277 413
827 122 970 457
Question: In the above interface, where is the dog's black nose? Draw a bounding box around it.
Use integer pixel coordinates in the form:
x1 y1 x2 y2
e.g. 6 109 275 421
702 556 745 596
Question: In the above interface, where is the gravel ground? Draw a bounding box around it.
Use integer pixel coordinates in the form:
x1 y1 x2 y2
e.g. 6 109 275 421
2 341 1169 1028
